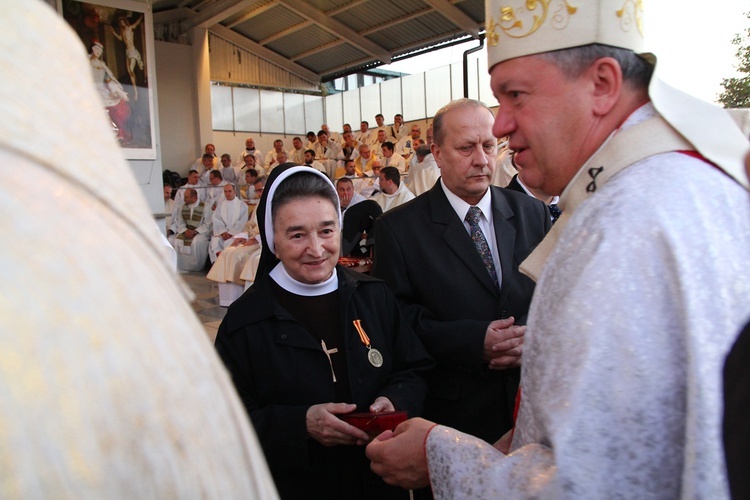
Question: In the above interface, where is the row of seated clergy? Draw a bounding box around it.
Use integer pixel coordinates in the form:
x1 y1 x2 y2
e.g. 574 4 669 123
337 144 433 201
188 125 421 195
207 171 387 307
174 163 259 213
353 113 409 146
338 135 420 172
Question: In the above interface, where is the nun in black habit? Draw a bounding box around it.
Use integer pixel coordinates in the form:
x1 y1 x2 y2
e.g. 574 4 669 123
215 164 433 499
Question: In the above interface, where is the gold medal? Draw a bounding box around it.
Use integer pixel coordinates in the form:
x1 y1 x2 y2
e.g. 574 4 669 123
353 319 383 368
367 348 383 368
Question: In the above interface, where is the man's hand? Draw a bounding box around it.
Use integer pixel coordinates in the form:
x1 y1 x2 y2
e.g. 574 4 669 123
184 229 197 238
306 403 370 446
338 191 352 208
366 417 436 489
221 232 232 241
482 317 524 369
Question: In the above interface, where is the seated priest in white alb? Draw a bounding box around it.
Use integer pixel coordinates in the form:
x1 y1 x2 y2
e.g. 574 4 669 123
163 184 175 231
219 153 243 188
408 143 439 196
236 137 263 168
207 209 262 304
372 166 415 213
288 136 306 165
304 149 327 174
268 150 288 174
264 139 287 172
206 169 228 210
240 152 259 178
389 113 408 141
241 169 259 203
168 187 212 271
191 144 218 172
175 169 206 205
313 130 341 179
358 163 383 198
380 141 406 173
370 129 388 155
336 131 360 169
354 144 379 175
210 183 249 263
196 153 216 186
396 125 421 159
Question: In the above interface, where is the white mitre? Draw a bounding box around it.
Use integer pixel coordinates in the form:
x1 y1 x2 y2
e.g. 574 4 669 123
485 0 749 189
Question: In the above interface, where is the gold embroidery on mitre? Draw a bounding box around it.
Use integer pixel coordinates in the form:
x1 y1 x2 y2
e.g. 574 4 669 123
486 0 578 44
616 0 644 36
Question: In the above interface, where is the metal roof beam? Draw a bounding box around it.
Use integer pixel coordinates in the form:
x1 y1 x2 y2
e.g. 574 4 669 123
279 0 392 63
182 0 255 31
224 1 279 28
258 20 312 45
422 0 480 38
325 0 369 16
210 23 321 84
359 7 432 36
290 40 345 61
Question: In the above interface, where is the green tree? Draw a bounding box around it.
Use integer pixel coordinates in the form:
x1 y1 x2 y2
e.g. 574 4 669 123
718 12 750 108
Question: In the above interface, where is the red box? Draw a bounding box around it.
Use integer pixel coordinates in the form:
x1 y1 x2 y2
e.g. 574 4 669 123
339 411 408 438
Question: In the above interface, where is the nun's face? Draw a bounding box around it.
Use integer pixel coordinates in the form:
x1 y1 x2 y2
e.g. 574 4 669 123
273 196 340 284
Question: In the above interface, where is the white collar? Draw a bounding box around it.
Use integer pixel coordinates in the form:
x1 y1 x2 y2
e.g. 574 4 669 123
269 262 338 296
440 179 493 222
383 182 406 199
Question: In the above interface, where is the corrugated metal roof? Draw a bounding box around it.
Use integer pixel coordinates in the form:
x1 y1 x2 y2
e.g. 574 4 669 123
153 0 485 85
233 4 306 43
265 24 340 59
296 42 370 73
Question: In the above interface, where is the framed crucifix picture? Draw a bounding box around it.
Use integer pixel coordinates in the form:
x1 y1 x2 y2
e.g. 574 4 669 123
59 0 157 159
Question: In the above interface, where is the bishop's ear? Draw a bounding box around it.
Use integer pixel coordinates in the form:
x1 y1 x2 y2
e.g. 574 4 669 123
588 57 623 116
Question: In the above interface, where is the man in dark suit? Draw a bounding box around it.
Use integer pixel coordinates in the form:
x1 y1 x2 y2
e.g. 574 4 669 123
373 99 551 443
506 170 562 223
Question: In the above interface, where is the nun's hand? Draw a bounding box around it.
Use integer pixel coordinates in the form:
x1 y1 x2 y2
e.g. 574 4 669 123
369 396 394 413
306 403 369 446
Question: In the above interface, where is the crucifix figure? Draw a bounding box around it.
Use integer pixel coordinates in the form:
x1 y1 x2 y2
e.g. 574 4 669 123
321 340 338 383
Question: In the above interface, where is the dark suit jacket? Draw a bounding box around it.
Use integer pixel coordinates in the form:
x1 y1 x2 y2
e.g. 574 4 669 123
505 174 525 194
724 321 750 500
373 181 551 442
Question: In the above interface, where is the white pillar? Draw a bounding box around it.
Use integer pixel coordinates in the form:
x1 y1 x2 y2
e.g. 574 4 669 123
189 27 214 149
